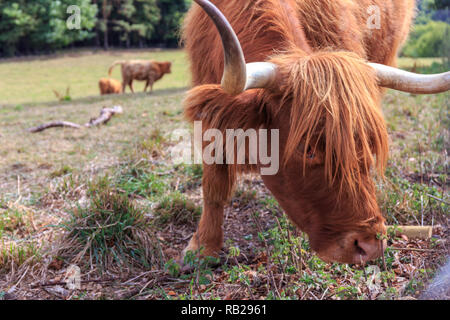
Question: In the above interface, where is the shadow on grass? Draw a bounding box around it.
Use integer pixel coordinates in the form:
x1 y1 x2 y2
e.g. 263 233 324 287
2 86 190 110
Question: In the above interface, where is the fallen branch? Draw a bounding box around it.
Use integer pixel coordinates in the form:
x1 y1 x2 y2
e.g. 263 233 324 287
28 121 82 133
85 106 123 127
28 106 123 133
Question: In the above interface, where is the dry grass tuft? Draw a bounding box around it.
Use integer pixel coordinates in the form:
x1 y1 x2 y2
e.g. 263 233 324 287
153 192 202 227
56 177 164 273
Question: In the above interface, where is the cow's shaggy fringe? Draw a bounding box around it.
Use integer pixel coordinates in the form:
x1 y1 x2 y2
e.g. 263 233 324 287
273 49 389 198
184 49 389 205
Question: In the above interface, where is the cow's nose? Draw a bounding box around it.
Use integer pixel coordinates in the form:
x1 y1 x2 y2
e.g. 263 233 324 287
352 237 386 264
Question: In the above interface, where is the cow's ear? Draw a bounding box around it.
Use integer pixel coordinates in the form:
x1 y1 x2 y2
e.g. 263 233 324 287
184 85 268 130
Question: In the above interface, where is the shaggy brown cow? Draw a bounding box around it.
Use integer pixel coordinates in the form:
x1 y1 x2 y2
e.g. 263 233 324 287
99 78 122 95
108 60 172 94
181 0 450 264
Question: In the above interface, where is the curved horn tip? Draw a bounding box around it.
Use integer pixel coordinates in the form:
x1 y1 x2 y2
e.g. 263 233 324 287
193 0 247 95
369 63 450 94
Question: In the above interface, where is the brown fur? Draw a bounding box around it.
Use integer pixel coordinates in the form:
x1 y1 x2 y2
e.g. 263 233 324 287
108 60 172 93
99 78 122 95
182 0 416 263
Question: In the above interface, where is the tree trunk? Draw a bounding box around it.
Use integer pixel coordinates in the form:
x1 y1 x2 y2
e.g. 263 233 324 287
95 28 100 47
102 0 110 50
104 19 109 50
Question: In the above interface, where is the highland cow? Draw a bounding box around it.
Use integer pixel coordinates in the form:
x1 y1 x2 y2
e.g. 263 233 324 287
181 0 450 264
99 78 122 95
108 60 172 94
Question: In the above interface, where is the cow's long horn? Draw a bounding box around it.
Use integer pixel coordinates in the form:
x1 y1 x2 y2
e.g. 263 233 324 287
194 0 277 94
369 63 450 94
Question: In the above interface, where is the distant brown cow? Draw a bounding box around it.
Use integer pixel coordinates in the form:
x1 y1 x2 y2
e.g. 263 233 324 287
108 60 172 94
99 78 122 95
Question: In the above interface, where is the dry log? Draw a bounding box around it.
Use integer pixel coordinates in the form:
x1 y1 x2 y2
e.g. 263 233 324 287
28 106 123 133
388 225 433 240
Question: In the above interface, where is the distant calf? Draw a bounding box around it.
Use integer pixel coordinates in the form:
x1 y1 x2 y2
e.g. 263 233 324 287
108 60 172 94
99 78 122 95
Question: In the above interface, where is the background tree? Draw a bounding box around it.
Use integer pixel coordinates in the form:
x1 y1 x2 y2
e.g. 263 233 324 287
94 0 121 49
132 0 160 48
0 1 36 56
429 0 449 10
112 0 136 48
46 0 98 49
403 0 449 60
2 0 445 59
154 0 190 47
403 21 449 57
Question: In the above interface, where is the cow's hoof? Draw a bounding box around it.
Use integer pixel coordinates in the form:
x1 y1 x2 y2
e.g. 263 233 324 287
178 244 222 274
178 253 223 274
179 247 220 263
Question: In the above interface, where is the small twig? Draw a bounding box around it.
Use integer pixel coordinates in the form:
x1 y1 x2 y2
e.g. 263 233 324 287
361 256 368 281
155 170 174 176
320 287 330 300
426 194 449 205
381 243 387 271
32 277 119 289
71 221 119 231
389 247 444 253
420 194 424 226
232 256 255 300
15 175 21 204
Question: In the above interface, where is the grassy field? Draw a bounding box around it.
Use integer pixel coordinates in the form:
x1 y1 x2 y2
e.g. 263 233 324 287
396 57 444 70
0 49 189 105
0 50 448 300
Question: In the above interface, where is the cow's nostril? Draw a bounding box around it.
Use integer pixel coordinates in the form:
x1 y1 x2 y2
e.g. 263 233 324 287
354 239 367 256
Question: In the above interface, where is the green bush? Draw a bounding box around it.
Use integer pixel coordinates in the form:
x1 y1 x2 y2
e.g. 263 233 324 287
0 0 192 57
403 21 450 58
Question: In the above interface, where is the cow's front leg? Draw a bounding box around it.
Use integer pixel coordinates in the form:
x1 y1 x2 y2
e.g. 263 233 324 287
182 164 235 259
129 80 135 93
147 78 155 93
183 201 224 257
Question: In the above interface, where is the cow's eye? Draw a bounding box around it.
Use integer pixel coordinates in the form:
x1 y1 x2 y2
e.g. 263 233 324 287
296 144 323 164
306 147 315 159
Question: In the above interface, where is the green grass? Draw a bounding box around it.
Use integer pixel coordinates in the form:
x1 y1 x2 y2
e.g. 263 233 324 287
0 242 40 273
0 49 189 105
153 192 202 227
0 82 187 197
397 57 445 70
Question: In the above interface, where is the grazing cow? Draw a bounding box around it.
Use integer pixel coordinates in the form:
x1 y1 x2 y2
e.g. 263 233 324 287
181 0 450 264
99 78 122 95
108 60 172 94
